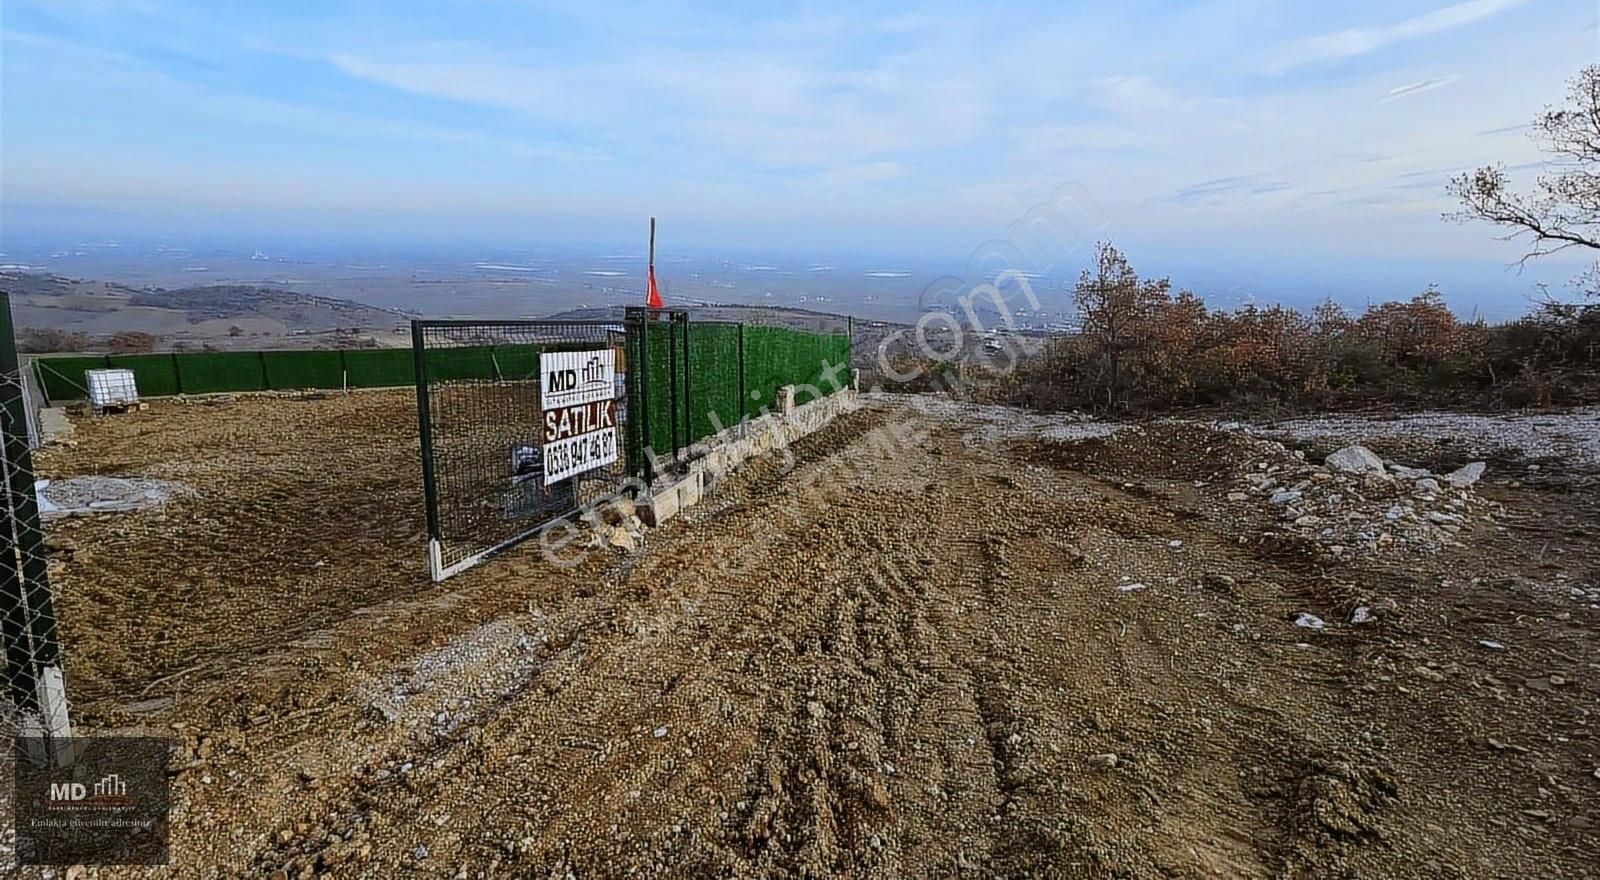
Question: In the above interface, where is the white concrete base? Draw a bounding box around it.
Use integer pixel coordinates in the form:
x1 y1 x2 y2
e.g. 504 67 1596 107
18 665 76 766
638 388 859 527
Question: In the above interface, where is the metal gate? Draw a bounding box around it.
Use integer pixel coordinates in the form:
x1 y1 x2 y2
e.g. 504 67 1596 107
412 319 631 581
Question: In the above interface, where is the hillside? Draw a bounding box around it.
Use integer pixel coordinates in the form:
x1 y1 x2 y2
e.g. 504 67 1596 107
0 271 414 351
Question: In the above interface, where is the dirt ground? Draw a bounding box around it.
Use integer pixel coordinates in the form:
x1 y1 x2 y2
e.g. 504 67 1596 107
8 390 1600 877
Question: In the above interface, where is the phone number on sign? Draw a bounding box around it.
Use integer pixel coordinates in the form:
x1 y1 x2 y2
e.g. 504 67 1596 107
543 428 617 483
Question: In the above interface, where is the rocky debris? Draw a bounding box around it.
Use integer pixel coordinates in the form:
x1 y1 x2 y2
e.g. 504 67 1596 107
1224 406 1600 469
1325 445 1385 475
38 407 75 445
592 513 647 554
36 476 191 520
1414 666 1447 683
1228 444 1498 558
1270 488 1302 505
1444 462 1487 489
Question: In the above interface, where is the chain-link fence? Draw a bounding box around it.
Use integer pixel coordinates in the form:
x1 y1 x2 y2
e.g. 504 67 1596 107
0 293 73 766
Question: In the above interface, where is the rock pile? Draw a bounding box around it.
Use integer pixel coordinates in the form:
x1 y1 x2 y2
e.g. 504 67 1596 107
588 496 647 553
1231 444 1497 557
36 476 191 520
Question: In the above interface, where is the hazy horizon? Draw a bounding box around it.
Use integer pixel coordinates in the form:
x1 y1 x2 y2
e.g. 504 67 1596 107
4 0 1599 320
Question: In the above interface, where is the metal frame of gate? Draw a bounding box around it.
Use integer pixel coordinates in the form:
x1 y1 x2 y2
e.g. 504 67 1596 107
412 318 632 581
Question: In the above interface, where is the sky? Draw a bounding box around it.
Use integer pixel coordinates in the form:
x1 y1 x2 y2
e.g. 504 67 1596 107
2 0 1598 312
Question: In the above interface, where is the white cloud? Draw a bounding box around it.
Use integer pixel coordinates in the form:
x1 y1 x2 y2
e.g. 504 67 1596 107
1271 0 1533 71
329 44 992 170
1379 74 1463 103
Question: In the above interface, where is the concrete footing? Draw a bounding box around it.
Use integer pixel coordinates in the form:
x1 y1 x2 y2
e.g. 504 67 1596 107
637 388 859 527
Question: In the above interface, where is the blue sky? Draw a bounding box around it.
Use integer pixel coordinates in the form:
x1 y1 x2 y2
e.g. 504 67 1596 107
2 0 1597 308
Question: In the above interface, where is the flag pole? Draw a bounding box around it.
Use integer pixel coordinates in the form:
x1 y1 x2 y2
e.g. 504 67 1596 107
646 217 664 309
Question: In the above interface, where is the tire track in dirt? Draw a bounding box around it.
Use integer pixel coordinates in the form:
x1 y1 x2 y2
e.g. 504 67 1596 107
92 395 1600 877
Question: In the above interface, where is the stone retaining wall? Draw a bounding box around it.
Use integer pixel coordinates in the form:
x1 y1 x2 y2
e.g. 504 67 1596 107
639 386 860 526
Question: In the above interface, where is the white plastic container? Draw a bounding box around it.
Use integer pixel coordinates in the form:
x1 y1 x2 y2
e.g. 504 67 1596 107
86 368 139 410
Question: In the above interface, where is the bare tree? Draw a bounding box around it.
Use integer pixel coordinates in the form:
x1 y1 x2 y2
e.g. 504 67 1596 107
1449 65 1600 280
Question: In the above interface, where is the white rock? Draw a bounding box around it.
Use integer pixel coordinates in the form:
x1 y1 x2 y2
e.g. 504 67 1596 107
1325 446 1385 475
1445 462 1487 488
1414 478 1441 495
1293 613 1326 630
1269 489 1301 505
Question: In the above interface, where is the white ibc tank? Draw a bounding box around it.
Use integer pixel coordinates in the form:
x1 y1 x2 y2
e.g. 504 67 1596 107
86 368 139 409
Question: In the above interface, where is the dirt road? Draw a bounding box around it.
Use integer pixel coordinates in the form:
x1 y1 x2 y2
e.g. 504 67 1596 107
20 393 1600 876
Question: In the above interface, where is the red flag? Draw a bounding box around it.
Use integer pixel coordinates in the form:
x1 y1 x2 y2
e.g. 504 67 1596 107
647 264 664 308
646 216 664 308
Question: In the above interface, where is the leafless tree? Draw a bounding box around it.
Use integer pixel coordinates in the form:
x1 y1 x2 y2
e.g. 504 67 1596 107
1449 65 1600 288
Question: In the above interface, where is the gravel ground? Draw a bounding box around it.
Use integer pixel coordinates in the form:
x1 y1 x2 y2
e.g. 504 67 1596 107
4 392 1596 877
1222 406 1600 470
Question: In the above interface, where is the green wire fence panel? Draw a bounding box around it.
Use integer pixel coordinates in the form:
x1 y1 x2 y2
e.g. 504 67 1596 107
686 323 741 442
32 356 109 403
412 319 628 581
174 352 267 395
339 349 415 389
262 350 344 390
624 310 850 482
106 354 182 397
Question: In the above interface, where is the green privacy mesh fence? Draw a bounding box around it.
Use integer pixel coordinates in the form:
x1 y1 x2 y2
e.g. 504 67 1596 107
340 349 414 389
33 317 849 480
174 352 267 395
625 309 851 474
261 350 344 390
33 343 575 404
687 323 742 442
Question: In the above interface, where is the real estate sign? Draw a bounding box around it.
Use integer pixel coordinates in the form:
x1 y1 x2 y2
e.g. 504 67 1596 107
539 349 618 485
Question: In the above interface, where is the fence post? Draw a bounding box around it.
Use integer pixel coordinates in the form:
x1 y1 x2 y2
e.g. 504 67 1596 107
0 291 73 764
666 316 679 461
630 309 654 485
737 323 746 423
679 313 692 445
410 321 444 581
